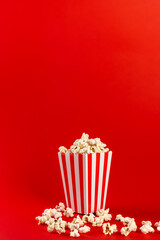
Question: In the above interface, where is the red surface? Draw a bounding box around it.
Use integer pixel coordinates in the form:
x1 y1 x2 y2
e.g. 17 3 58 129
0 0 160 239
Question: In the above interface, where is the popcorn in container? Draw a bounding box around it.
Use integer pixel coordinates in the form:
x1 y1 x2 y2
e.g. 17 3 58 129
58 151 112 214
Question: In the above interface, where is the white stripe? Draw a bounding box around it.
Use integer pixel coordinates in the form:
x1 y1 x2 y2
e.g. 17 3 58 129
66 153 75 211
91 153 96 213
103 151 112 209
83 154 88 214
97 152 105 210
74 154 81 213
58 152 69 207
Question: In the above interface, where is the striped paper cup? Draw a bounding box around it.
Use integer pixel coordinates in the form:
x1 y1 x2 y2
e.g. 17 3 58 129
58 151 112 215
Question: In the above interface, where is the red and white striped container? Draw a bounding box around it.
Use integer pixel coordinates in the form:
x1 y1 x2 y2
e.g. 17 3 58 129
58 151 112 215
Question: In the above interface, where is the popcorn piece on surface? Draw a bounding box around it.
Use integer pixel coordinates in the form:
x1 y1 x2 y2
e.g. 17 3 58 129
42 208 57 218
155 221 160 231
82 215 89 223
88 213 95 223
70 229 80 237
54 211 62 219
59 133 109 154
103 213 112 221
72 215 84 227
59 146 68 153
128 219 137 232
54 218 66 234
102 223 117 235
56 202 65 212
121 227 131 236
35 216 48 225
63 207 74 217
140 224 155 234
115 214 124 221
68 223 79 231
122 217 133 225
47 223 55 232
142 221 152 226
46 218 55 226
79 226 91 233
92 217 104 227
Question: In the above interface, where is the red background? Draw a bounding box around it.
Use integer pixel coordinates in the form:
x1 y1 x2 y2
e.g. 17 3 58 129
0 0 160 239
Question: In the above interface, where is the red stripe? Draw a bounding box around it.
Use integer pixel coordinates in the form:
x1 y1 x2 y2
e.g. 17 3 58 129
100 152 109 209
61 153 71 208
79 154 84 214
88 154 92 214
94 153 100 212
70 153 77 213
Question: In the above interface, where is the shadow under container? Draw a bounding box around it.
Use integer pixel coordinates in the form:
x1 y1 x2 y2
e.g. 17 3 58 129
58 151 112 215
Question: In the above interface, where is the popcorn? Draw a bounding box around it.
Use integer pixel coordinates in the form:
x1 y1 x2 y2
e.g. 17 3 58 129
142 220 152 226
103 213 112 221
127 219 137 232
59 146 67 153
79 226 91 233
56 202 65 212
68 222 79 231
72 215 84 227
88 213 95 223
54 218 66 234
59 133 109 154
96 208 109 217
46 218 55 226
121 226 131 236
54 211 62 219
155 221 160 231
82 215 89 223
102 223 117 235
92 217 104 227
47 222 55 232
35 216 48 225
70 229 80 237
63 207 74 217
115 214 124 221
42 208 57 218
140 223 155 234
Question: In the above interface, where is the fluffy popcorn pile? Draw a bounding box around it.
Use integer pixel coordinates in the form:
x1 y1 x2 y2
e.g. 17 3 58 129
59 133 109 154
36 203 160 237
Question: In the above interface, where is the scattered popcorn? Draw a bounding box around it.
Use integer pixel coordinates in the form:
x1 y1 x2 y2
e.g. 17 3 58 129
103 223 117 235
36 216 48 225
82 215 89 223
68 222 79 231
54 211 62 219
56 202 65 212
127 219 137 232
63 207 74 217
140 223 155 234
47 223 55 232
79 226 91 233
92 217 104 227
121 226 131 236
42 208 57 218
96 208 109 217
155 221 160 231
59 133 109 154
46 218 55 226
54 218 66 234
72 215 84 227
122 217 133 224
88 213 95 223
115 214 124 221
142 221 152 226
103 213 112 221
70 229 80 237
